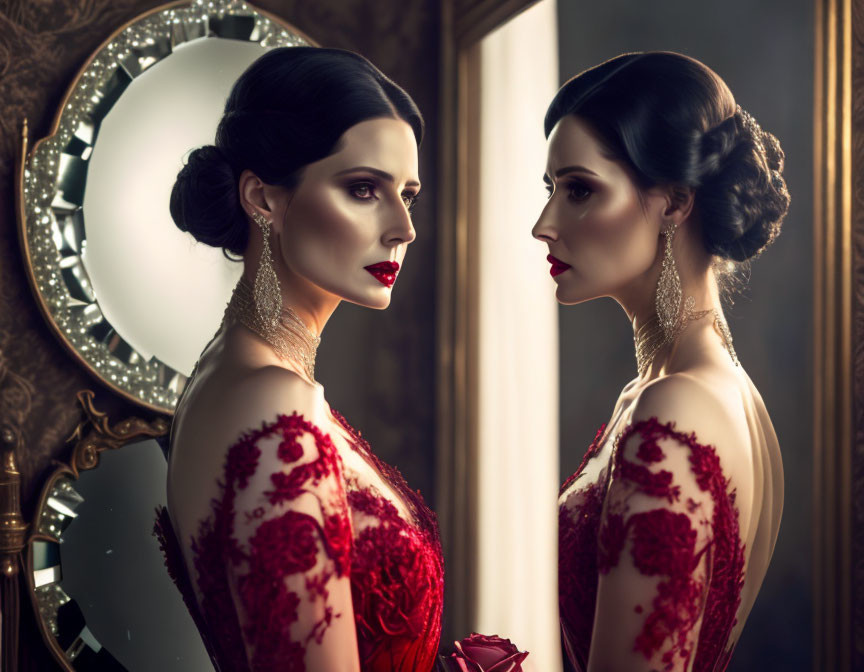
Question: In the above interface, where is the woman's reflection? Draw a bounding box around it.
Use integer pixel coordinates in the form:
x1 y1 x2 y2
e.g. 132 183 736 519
534 52 787 671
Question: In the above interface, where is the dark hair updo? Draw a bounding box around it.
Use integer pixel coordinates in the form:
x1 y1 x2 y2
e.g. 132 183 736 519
544 52 790 262
170 47 424 257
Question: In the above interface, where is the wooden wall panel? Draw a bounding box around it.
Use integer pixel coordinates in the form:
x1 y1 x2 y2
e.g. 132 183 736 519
849 0 864 667
810 0 864 669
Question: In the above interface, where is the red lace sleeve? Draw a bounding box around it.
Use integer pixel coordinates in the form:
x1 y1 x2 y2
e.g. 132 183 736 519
589 418 745 672
191 412 359 671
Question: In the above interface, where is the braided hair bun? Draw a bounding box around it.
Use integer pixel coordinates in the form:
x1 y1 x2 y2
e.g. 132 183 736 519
697 107 790 261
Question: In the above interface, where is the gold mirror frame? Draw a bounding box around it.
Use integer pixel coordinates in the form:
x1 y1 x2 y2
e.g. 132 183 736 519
813 0 863 670
24 391 168 672
15 0 313 415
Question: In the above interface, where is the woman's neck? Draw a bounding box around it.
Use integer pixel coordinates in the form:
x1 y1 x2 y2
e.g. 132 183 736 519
223 267 337 384
615 225 726 380
240 266 341 340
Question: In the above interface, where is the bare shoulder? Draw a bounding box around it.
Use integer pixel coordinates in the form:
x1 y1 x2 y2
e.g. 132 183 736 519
627 370 750 460
633 371 738 421
174 365 329 458
167 367 336 543
225 365 329 432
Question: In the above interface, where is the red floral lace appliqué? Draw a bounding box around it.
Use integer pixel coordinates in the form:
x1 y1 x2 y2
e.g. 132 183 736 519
557 423 607 670
331 409 444 672
154 410 444 672
558 418 745 672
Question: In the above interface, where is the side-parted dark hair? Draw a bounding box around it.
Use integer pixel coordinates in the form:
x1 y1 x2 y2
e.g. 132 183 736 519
170 47 424 257
545 52 790 262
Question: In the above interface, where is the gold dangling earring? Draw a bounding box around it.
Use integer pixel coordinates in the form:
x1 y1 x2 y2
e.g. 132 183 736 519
251 212 283 337
655 223 682 342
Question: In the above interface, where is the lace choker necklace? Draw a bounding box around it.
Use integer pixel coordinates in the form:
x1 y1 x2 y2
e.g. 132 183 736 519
223 276 321 381
634 299 739 377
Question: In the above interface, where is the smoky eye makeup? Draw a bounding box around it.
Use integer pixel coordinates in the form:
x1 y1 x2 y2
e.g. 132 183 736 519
347 180 378 201
346 179 421 213
543 175 594 202
402 190 420 212
565 179 593 202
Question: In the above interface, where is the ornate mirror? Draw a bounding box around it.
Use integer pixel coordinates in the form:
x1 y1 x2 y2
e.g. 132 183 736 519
15 2 316 669
16 0 312 415
25 393 192 671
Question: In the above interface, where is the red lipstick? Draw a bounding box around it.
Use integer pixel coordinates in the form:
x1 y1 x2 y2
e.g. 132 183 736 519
365 261 400 288
547 254 571 277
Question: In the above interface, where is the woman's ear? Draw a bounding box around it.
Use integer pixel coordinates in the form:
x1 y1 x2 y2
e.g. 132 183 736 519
662 185 695 225
641 184 694 236
238 170 294 234
238 169 270 221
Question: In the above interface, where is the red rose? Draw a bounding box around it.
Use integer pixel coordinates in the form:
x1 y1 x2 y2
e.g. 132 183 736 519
443 633 529 672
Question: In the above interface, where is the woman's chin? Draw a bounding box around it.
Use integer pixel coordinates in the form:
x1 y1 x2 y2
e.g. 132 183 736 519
554 282 594 306
369 294 393 310
346 287 393 310
554 284 578 305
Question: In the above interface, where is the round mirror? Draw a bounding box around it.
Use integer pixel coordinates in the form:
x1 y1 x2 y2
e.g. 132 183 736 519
17 0 313 414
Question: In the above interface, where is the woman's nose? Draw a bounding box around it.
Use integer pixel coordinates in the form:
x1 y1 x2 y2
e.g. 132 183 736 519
383 202 416 246
532 202 558 242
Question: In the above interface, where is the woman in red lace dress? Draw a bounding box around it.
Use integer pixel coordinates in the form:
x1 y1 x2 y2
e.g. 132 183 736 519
153 47 443 671
533 52 788 672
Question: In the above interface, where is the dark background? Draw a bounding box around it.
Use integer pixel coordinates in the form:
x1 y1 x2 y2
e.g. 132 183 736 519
556 1 814 669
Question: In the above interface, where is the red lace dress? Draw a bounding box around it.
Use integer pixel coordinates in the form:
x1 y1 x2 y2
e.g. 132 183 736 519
558 418 745 672
154 409 444 672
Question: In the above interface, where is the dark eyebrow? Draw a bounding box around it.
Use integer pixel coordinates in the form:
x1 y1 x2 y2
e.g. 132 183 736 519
333 165 421 189
543 165 598 183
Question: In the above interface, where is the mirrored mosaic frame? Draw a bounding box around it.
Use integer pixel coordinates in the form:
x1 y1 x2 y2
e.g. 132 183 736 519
16 0 314 414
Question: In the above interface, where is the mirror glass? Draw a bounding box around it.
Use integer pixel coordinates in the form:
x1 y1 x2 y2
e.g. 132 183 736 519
19 0 310 413
81 38 263 381
552 1 813 670
32 440 213 671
